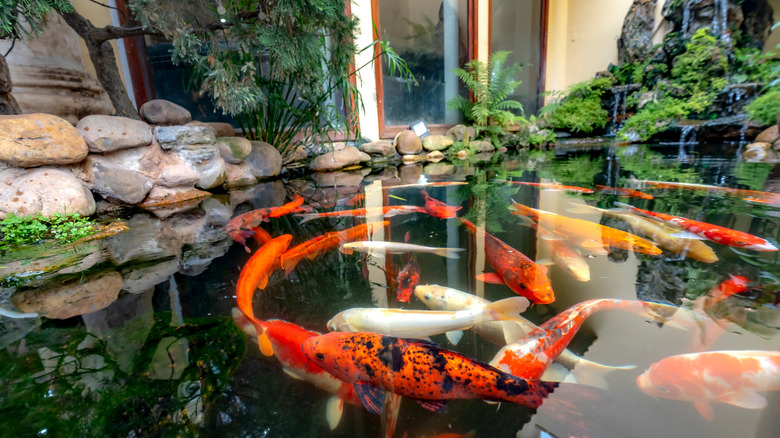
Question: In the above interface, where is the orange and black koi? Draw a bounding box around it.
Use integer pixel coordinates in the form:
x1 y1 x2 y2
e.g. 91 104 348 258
303 332 557 414
420 190 462 219
395 257 421 303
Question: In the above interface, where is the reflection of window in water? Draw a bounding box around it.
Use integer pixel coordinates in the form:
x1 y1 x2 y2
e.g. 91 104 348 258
379 0 468 126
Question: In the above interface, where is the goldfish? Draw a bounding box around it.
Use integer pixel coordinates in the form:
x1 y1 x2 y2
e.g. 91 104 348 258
420 191 462 219
302 332 558 414
235 234 292 323
499 181 594 193
280 221 389 274
396 257 420 302
595 185 653 199
459 218 555 304
327 296 530 345
250 226 273 246
297 205 426 224
511 202 663 256
614 202 778 251
226 195 308 251
414 285 636 389
636 350 780 420
687 275 750 351
517 216 590 282
268 194 305 217
569 204 718 263
340 241 465 259
490 299 684 381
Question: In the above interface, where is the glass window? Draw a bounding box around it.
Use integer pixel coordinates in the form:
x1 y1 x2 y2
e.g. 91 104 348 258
491 0 543 115
377 0 469 127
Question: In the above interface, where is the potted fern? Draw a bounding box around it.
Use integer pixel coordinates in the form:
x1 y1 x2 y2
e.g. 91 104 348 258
447 51 526 145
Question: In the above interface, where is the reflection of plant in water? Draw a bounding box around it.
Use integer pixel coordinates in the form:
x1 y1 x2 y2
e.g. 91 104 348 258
616 147 700 183
734 162 774 191
0 313 244 437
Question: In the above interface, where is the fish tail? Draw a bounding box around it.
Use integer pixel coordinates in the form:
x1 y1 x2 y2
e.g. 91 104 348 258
612 201 638 212
565 356 637 390
458 217 477 233
510 202 534 217
298 214 319 224
435 247 465 259
483 296 531 322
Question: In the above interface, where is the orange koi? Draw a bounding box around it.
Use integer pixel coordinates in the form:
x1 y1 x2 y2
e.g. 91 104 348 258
491 299 677 380
502 181 594 194
396 257 420 303
235 234 292 324
268 194 305 218
511 202 663 255
226 195 308 251
639 180 780 205
614 202 778 251
637 350 780 420
250 226 273 246
595 185 653 199
297 205 426 224
420 190 462 219
302 332 557 414
688 275 750 351
280 221 389 274
460 218 555 304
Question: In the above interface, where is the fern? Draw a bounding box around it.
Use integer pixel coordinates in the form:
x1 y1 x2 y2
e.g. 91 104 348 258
447 51 526 132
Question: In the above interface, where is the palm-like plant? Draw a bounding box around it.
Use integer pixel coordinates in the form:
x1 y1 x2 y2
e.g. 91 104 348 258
447 51 526 138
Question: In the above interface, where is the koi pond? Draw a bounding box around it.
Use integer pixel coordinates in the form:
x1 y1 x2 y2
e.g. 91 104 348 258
1 143 778 438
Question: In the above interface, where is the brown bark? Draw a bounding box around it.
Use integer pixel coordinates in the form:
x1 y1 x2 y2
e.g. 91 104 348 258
59 10 140 119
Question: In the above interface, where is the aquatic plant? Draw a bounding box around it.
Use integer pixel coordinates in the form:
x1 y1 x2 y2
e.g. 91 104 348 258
545 78 612 134
448 51 526 139
0 213 97 250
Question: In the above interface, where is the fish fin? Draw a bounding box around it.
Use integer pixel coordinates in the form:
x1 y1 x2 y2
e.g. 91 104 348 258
585 247 610 256
719 391 768 410
539 362 576 384
476 272 505 284
258 330 274 357
694 401 714 421
413 399 448 413
257 274 269 290
445 330 464 345
339 246 354 254
484 297 531 321
354 382 386 414
435 248 465 259
297 214 318 224
510 203 534 216
579 239 607 249
502 321 532 344
381 393 402 438
282 368 304 381
612 201 636 210
670 232 706 240
326 396 343 430
536 258 555 265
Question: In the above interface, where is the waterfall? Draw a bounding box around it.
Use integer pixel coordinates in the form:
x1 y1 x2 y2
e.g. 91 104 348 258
715 0 729 40
609 89 627 135
739 122 749 144
678 125 698 160
682 2 692 37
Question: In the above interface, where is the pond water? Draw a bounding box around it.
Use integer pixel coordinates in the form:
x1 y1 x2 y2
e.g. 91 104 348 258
1 143 778 438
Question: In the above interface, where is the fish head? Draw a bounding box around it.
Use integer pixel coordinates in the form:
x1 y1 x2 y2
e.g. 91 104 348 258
636 356 706 402
302 332 360 381
326 312 350 332
502 269 555 304
632 239 662 255
741 241 779 251
414 285 455 310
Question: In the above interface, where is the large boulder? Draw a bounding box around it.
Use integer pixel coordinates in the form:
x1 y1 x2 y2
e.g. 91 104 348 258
155 125 217 149
216 136 252 164
618 0 658 64
310 146 363 171
0 167 95 219
186 120 235 137
360 141 396 156
0 113 88 167
76 115 153 153
139 99 192 125
169 144 227 189
422 134 454 151
224 162 258 188
83 156 154 204
245 141 282 179
11 271 123 319
393 130 422 154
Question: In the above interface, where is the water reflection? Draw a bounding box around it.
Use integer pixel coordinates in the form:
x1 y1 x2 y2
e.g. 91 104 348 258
0 144 778 437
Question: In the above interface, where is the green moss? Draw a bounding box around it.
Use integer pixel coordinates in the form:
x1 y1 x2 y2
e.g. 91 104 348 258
546 78 612 134
745 87 780 126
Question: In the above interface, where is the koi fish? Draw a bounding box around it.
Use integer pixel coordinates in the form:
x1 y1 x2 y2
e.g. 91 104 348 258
636 350 780 420
226 195 307 251
595 185 653 199
518 216 590 282
250 226 274 246
420 191 462 219
414 285 636 389
327 296 530 345
639 180 780 205
687 275 750 351
499 181 594 194
459 218 555 304
511 202 663 256
396 257 420 303
280 221 389 274
340 241 465 259
297 205 426 224
569 204 718 263
614 202 778 251
490 299 683 381
302 331 558 414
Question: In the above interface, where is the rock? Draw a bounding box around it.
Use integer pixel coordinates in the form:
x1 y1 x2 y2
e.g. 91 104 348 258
426 150 445 162
423 162 456 176
187 120 235 137
446 124 476 142
0 54 11 93
139 186 212 218
743 142 775 162
359 151 372 163
155 125 217 149
0 91 20 116
85 156 154 204
159 163 201 187
139 99 192 125
245 141 282 179
402 154 425 164
618 0 657 64
224 162 258 189
216 136 252 164
422 134 454 151
76 115 153 153
11 272 122 319
0 167 95 219
755 125 779 144
310 145 362 171
399 163 422 184
394 130 423 154
121 259 181 293
360 141 396 156
310 170 365 187
0 113 87 167
251 180 287 208
73 142 165 184
284 146 308 164
472 140 495 152
455 150 469 159
169 144 226 189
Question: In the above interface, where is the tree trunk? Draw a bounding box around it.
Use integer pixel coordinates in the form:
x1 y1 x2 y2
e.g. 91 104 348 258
59 11 140 120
